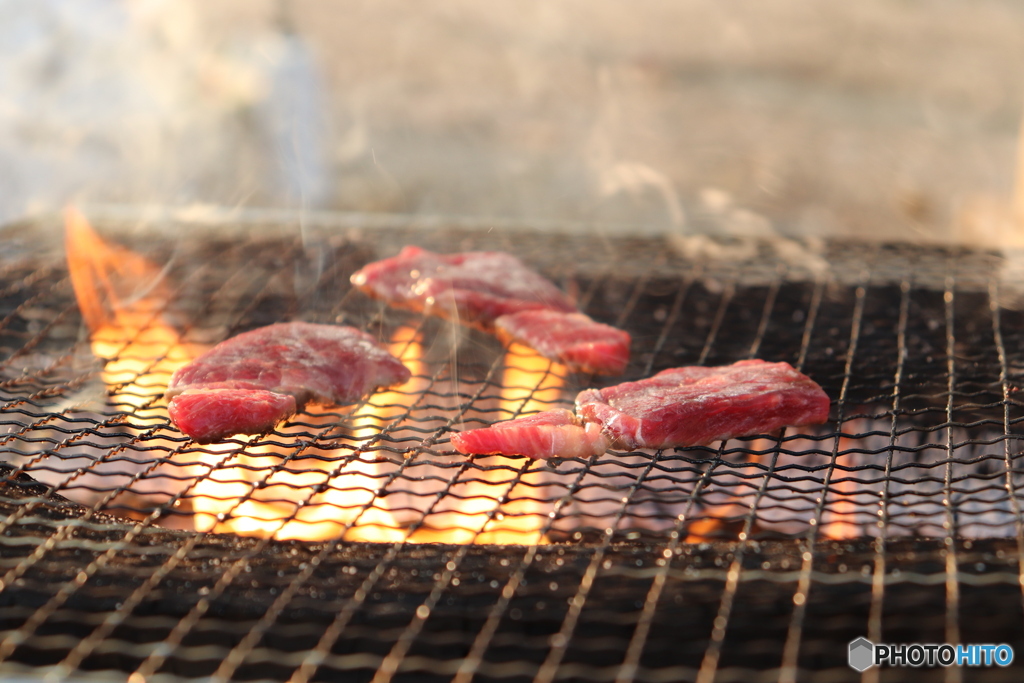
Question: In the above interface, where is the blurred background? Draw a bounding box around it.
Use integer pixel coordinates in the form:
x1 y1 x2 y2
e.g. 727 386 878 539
2 0 1023 243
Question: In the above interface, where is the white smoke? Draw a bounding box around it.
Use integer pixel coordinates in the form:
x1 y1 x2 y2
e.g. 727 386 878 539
0 0 330 222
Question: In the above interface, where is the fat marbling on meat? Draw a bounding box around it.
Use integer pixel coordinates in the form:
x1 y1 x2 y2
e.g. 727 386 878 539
165 322 410 443
450 409 609 460
494 309 631 375
349 246 576 329
575 359 830 450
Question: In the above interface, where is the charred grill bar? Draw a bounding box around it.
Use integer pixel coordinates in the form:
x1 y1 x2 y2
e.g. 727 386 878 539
0 213 1023 681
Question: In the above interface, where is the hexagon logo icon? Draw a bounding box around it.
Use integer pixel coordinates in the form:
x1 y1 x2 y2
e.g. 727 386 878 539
848 637 874 672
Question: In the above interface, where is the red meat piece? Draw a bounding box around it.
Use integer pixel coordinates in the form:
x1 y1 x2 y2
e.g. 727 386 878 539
495 310 631 375
168 386 296 443
575 359 830 450
450 409 609 460
165 322 410 442
167 322 410 406
350 246 576 329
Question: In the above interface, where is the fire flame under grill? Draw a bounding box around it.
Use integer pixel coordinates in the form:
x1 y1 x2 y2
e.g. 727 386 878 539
1 211 1023 681
39 211 1024 545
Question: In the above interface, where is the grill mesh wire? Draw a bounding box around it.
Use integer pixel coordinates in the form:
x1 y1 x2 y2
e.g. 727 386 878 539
0 217 1023 681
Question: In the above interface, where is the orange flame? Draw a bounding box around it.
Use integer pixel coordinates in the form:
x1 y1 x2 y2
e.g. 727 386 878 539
187 328 430 542
820 434 862 539
65 208 204 417
420 343 563 544
350 326 429 444
188 431 405 543
66 214 564 544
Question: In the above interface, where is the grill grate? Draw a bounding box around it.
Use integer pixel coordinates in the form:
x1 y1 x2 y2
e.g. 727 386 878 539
0 214 1023 681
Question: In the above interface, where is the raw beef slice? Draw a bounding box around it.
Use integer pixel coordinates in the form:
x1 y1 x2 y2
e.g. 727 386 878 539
350 246 576 329
495 309 631 375
575 359 830 450
167 386 297 444
166 322 410 442
451 409 609 460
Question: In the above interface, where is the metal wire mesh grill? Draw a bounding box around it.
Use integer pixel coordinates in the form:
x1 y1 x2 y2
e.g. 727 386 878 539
0 214 1023 681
